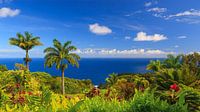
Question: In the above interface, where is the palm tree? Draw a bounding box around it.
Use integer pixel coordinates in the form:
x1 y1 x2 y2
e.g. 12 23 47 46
44 39 80 95
146 60 162 72
9 32 42 70
105 73 118 87
163 54 183 69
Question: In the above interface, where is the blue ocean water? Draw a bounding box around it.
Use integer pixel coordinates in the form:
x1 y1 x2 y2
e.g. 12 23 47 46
0 58 160 84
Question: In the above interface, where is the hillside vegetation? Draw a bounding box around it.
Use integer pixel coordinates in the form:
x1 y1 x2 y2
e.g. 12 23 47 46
0 53 200 111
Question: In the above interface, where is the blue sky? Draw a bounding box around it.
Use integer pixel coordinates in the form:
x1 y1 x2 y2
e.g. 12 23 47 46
0 0 200 58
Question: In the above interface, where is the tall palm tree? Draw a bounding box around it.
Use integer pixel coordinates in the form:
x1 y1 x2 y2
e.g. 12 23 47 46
44 39 80 95
9 32 42 70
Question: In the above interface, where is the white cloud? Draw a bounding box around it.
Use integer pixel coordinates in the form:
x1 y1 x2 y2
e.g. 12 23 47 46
74 48 174 58
144 2 152 7
148 7 167 13
178 36 187 39
124 10 142 17
89 23 112 35
0 7 20 18
0 48 174 58
175 18 200 24
125 36 131 40
154 9 200 24
146 49 171 55
168 9 200 18
134 32 167 42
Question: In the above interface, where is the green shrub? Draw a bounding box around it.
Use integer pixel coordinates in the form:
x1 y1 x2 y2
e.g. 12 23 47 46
0 65 8 72
127 89 188 112
181 85 200 112
70 97 129 112
49 77 93 94
69 89 188 112
112 79 135 100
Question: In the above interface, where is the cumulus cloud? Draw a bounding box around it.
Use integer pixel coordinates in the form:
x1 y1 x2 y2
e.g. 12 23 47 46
148 7 167 13
89 23 112 35
0 7 20 18
133 32 167 42
74 48 174 58
178 36 187 39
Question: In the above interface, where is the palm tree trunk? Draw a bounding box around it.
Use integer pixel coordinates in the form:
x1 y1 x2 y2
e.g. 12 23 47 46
61 68 65 95
25 50 29 70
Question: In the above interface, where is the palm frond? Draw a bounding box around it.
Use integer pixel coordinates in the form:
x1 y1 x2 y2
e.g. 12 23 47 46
66 45 77 52
53 39 62 51
44 47 59 54
69 53 80 60
65 55 79 68
63 41 72 49
9 38 20 46
9 32 42 50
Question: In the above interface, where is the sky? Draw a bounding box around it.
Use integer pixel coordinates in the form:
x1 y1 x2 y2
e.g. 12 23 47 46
0 0 200 58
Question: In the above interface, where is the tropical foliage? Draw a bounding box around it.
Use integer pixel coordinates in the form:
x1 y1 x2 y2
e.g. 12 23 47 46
0 65 8 72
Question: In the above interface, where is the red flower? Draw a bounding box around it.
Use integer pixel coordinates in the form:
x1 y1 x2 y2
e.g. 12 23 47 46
170 84 180 92
19 91 26 94
28 91 33 95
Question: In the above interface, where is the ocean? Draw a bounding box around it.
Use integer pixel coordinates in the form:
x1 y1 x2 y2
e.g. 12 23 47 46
0 58 160 84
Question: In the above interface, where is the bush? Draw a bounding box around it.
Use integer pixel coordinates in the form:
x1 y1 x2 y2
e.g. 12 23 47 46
127 89 188 112
49 77 93 94
70 97 128 112
86 87 100 98
0 65 8 72
181 85 200 112
69 89 188 112
112 79 135 100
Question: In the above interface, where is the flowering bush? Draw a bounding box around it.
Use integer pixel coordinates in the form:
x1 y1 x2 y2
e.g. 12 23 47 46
86 87 100 98
170 84 180 92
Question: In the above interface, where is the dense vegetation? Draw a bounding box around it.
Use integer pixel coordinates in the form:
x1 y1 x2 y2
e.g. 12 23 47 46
0 53 199 111
0 32 199 111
